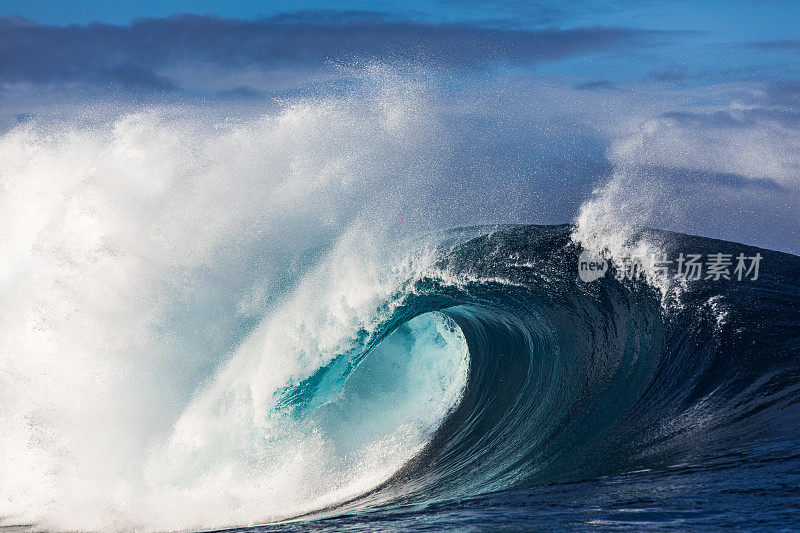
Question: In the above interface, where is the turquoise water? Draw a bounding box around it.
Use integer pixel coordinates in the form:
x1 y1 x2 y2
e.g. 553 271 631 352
227 225 800 531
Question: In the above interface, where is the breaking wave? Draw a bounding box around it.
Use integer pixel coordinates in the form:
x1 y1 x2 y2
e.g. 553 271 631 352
1 68 799 532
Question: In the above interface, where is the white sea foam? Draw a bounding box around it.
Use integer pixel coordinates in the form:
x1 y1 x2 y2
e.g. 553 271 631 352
571 100 800 317
0 67 470 531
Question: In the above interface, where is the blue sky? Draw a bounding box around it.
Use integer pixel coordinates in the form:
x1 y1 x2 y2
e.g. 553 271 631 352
1 0 798 37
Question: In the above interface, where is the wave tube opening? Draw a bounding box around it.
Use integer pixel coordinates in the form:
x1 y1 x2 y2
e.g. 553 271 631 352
278 311 470 465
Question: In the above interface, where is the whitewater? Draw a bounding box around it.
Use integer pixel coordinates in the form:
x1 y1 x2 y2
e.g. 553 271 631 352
1 69 799 531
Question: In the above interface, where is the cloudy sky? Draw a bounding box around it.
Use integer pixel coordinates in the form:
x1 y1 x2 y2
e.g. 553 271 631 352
0 0 798 252
1 1 797 91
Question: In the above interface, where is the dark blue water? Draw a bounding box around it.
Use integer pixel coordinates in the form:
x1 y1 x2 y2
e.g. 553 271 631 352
221 225 800 531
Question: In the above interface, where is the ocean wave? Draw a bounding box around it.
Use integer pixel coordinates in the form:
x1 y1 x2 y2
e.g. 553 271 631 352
1 66 798 531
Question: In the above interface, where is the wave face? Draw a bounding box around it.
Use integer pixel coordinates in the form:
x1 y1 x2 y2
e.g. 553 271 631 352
157 225 800 530
317 225 800 524
2 221 800 530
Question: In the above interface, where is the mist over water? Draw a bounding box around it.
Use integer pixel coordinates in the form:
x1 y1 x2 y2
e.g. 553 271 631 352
0 66 456 530
0 63 798 531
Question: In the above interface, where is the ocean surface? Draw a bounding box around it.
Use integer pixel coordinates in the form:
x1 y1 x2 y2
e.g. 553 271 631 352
3 223 799 531
204 224 799 531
